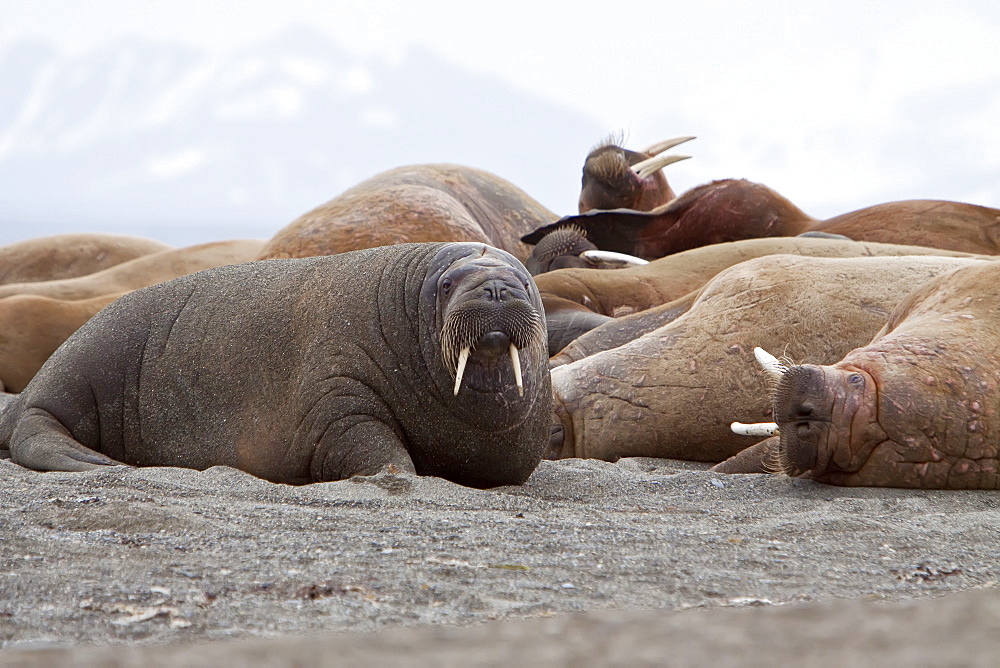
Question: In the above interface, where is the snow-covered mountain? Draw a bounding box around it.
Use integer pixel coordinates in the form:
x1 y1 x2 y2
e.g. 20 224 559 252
0 27 605 245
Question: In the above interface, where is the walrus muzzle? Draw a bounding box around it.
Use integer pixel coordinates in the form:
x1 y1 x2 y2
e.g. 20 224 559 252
772 364 830 476
441 299 545 397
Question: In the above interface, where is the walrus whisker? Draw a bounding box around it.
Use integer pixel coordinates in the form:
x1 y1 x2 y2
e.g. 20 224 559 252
453 347 470 396
510 343 523 397
631 153 691 180
641 135 696 157
579 250 649 269
754 347 787 380
763 444 783 474
730 422 779 437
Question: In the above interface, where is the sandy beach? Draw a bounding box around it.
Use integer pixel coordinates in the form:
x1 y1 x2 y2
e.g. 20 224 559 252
2 454 999 664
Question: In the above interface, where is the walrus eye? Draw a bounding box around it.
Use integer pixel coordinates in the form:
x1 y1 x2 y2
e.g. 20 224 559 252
441 278 452 295
848 373 864 386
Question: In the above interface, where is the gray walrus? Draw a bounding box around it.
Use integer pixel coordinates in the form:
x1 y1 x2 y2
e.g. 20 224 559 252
718 262 1000 489
546 254 992 463
0 243 551 488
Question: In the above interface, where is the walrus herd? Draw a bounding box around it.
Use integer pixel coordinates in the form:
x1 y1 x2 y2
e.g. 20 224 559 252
1 136 999 490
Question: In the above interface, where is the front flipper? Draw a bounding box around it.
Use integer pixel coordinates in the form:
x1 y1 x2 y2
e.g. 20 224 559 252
310 419 416 483
711 436 781 475
10 407 124 472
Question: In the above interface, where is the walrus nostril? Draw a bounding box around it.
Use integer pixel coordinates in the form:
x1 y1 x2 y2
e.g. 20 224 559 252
477 330 511 356
793 402 814 420
483 281 509 302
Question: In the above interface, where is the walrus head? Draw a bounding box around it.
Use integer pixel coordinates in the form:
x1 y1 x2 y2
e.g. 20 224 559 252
525 226 650 275
426 245 547 401
579 135 694 213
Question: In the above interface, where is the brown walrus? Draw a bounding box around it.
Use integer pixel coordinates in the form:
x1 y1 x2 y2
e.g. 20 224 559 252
0 233 172 285
577 135 694 213
0 240 267 393
546 254 993 463
257 164 557 263
533 237 992 358
0 239 265 301
0 291 126 393
717 262 1000 489
0 243 551 488
523 179 1000 262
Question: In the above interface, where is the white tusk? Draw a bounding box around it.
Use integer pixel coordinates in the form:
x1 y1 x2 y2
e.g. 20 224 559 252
580 249 649 269
631 154 691 180
453 347 470 396
731 421 779 437
753 347 787 380
641 136 696 157
509 343 523 397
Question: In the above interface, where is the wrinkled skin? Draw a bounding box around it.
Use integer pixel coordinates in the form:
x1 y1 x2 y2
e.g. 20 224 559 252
534 237 991 359
258 164 556 263
0 243 551 489
524 179 1000 265
0 234 172 285
0 240 266 392
755 262 1000 489
547 255 991 463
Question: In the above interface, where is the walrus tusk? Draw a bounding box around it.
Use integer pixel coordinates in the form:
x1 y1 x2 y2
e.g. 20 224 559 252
510 343 523 397
453 347 470 396
631 153 691 180
580 250 649 269
754 347 787 380
731 421 779 437
641 135 696 157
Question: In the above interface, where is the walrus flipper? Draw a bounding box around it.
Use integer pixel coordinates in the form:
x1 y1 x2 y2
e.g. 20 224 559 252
309 419 417 482
10 407 122 472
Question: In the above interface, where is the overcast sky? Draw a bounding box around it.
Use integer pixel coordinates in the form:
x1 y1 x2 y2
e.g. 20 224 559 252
3 1 1000 218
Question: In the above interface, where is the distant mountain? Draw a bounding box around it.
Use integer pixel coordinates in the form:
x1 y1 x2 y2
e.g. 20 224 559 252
0 27 606 245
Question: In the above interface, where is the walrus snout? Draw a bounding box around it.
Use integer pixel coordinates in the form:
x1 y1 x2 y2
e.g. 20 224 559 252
774 365 828 476
477 330 512 358
438 258 546 398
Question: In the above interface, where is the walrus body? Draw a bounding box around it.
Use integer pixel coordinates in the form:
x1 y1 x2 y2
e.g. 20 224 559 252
547 254 991 463
534 237 991 357
524 178 1000 263
0 291 125 393
0 240 267 393
0 239 265 301
0 234 172 285
258 164 556 263
733 262 1000 489
0 243 551 488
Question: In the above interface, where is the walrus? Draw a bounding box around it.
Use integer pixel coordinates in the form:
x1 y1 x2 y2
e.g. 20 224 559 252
0 239 265 301
533 237 992 358
0 233 172 285
0 243 551 488
0 290 126 393
257 164 557 263
577 135 694 213
717 262 1000 489
523 179 1000 263
0 240 267 393
546 254 992 463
